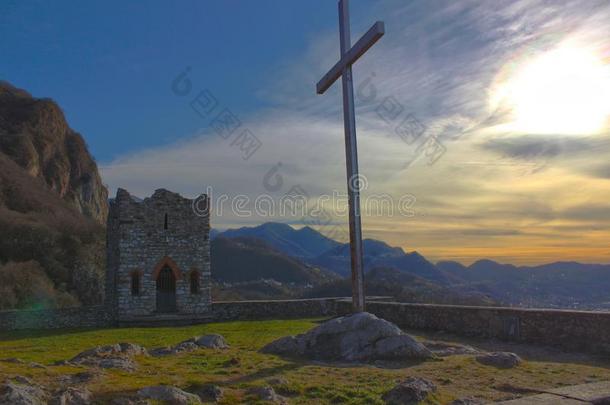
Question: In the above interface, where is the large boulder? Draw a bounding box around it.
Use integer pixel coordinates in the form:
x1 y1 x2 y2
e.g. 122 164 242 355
476 352 522 369
0 376 47 405
382 377 437 405
137 386 201 404
261 312 432 362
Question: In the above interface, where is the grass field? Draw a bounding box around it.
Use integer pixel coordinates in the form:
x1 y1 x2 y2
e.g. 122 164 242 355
0 318 609 404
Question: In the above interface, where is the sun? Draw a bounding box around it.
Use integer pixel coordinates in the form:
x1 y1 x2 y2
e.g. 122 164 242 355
492 42 610 135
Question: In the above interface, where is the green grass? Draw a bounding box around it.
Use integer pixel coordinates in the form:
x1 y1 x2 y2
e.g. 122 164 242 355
0 318 609 404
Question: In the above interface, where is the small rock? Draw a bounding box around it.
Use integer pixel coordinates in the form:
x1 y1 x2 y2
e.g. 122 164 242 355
60 371 101 385
223 357 240 367
248 386 286 404
110 397 151 405
67 343 147 370
1 358 25 364
0 376 47 405
118 343 148 357
195 334 229 349
51 387 92 405
12 376 36 385
150 335 227 357
137 385 201 404
110 396 151 405
28 362 47 369
382 377 437 405
449 398 484 405
148 346 174 357
174 341 200 353
95 357 137 371
150 342 197 357
70 344 120 363
266 377 288 386
423 341 480 357
52 360 73 366
194 384 223 402
476 352 522 369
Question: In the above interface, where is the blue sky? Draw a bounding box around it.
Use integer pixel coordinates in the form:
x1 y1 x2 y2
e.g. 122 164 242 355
2 1 610 264
1 0 362 159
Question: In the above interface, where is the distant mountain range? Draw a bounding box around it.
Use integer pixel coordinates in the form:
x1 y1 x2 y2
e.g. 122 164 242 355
217 222 340 258
216 223 450 284
438 259 610 309
217 222 610 310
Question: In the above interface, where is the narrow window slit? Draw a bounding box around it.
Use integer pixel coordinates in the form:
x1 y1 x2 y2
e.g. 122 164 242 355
131 273 140 296
190 271 200 294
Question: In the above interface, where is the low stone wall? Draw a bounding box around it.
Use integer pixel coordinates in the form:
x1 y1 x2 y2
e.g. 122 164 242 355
1 299 609 355
0 306 111 331
211 298 339 322
355 301 610 354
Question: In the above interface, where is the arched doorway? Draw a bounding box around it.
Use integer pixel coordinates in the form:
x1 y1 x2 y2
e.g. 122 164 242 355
156 266 176 313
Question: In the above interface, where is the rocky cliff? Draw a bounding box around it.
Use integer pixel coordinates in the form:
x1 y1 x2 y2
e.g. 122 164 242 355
0 81 108 223
0 82 107 309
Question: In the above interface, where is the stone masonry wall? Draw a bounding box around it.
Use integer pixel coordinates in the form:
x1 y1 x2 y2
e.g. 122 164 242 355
352 301 610 354
211 298 339 321
0 306 111 330
107 189 211 319
1 299 609 356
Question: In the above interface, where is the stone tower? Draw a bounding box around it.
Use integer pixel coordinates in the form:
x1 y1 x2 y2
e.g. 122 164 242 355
106 188 211 321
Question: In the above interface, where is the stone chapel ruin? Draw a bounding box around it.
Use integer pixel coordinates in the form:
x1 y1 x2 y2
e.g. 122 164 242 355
105 188 211 322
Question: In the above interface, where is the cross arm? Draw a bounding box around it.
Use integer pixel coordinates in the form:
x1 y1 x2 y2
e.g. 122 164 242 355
316 21 385 94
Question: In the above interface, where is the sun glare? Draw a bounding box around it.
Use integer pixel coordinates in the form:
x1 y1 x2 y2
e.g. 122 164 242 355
492 43 610 135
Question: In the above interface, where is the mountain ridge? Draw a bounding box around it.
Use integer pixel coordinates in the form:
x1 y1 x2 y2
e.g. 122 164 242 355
218 222 341 258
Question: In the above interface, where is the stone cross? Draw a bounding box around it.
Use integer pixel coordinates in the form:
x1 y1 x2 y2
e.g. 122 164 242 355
316 0 384 312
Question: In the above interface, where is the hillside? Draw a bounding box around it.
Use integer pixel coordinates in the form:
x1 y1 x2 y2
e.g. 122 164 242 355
211 237 338 285
0 82 107 309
